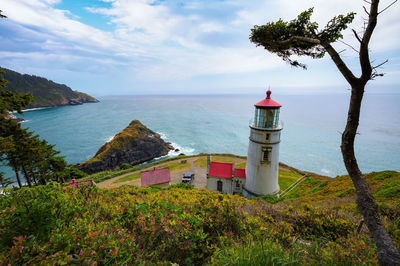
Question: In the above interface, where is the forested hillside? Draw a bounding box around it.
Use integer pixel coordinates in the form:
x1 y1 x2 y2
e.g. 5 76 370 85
0 68 98 108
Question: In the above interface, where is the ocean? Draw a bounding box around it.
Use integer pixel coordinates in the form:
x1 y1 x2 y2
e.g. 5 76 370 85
3 93 400 179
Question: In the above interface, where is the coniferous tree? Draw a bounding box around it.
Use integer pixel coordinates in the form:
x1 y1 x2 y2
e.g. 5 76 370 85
249 1 399 264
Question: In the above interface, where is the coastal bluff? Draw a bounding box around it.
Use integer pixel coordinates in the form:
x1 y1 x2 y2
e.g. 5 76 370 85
76 120 174 174
1 67 99 108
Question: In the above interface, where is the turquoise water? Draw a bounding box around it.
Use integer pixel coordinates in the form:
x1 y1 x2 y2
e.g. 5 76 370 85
4 93 400 178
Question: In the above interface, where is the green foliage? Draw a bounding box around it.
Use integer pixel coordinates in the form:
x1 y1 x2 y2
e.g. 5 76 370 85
306 181 328 195
375 180 400 198
119 163 132 170
1 178 397 264
63 166 87 180
250 8 355 69
211 238 301 265
0 68 97 108
0 69 33 116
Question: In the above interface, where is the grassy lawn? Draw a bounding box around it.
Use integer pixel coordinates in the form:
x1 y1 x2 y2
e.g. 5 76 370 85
113 172 141 184
278 169 303 191
161 161 191 172
194 156 246 168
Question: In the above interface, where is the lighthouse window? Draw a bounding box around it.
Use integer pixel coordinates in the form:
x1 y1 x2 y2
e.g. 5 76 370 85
266 133 270 140
263 151 269 161
261 147 272 162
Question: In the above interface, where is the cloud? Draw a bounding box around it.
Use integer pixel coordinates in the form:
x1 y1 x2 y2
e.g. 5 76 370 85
0 0 399 95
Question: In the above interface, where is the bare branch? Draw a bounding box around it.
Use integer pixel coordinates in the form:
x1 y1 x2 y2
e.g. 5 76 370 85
372 59 388 69
363 0 371 4
379 0 398 14
338 49 346 54
339 40 360 54
352 29 363 43
363 6 370 15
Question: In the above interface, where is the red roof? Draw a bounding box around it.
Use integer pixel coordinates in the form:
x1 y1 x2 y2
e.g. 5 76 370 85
234 168 246 178
209 162 232 179
141 167 170 186
254 90 282 108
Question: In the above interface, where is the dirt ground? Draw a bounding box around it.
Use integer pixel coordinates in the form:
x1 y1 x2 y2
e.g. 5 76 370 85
97 156 247 189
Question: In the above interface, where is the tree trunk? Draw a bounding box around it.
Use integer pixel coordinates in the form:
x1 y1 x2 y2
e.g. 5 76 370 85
11 163 22 188
341 85 400 265
21 164 32 187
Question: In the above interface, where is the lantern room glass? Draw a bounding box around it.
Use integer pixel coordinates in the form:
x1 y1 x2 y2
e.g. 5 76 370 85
254 107 280 128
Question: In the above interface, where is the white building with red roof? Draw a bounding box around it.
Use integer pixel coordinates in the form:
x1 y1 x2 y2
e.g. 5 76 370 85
141 167 171 187
206 159 246 194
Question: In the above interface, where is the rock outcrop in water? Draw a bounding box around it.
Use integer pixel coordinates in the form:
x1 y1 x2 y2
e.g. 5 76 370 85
76 120 174 174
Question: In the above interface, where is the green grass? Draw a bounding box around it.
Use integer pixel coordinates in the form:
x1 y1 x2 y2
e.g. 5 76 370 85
306 181 329 196
162 161 191 172
112 172 141 184
194 156 246 168
375 180 400 198
278 169 303 191
211 239 301 266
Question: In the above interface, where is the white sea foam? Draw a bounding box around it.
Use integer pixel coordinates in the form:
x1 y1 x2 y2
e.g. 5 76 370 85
168 142 195 156
20 120 30 123
12 107 50 113
106 136 114 142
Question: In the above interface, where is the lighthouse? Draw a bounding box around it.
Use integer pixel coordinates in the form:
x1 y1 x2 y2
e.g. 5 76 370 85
243 90 282 198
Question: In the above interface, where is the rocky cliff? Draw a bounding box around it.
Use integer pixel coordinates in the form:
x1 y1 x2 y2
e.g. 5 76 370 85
76 120 174 174
0 67 99 108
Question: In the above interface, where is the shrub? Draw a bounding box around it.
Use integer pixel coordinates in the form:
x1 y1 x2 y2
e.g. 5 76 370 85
119 163 132 170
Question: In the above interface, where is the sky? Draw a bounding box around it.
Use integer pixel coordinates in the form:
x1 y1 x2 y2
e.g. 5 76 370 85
0 0 399 96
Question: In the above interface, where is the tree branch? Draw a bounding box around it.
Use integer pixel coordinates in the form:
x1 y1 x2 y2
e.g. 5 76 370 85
379 0 398 14
372 59 388 69
339 40 359 54
363 6 370 15
359 0 379 82
276 36 321 46
352 29 363 43
320 41 357 84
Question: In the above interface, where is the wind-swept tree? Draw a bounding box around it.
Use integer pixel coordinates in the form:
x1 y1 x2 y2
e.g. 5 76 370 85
249 1 399 264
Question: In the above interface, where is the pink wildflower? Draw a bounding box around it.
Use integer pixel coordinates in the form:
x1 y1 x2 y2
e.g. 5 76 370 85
79 249 84 256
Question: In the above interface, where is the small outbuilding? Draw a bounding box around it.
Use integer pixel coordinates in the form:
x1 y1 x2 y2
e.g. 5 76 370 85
206 159 246 194
141 167 171 187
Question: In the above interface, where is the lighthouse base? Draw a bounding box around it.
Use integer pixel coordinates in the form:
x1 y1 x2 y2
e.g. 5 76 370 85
242 186 280 199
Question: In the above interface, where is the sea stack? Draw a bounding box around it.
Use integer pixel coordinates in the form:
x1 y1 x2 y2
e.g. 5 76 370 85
76 120 174 174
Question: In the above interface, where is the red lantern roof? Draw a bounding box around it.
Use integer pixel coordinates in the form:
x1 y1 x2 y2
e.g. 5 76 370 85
254 90 281 108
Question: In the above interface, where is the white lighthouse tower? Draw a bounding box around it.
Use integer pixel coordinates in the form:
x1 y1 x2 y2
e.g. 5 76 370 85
243 89 282 198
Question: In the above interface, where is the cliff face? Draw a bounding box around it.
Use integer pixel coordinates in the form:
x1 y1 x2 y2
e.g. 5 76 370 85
76 120 174 174
0 67 99 108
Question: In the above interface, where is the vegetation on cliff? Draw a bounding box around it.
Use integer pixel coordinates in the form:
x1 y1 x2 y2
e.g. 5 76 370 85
0 67 98 109
77 120 173 174
0 170 398 265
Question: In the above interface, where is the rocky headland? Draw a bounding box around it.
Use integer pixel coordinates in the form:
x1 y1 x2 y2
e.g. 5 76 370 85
76 120 174 174
0 67 99 109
